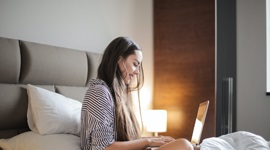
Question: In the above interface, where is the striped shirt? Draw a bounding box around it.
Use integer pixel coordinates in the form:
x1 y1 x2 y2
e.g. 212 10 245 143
81 79 115 150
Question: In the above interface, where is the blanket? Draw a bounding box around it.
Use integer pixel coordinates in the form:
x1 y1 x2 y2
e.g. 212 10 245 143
200 131 270 150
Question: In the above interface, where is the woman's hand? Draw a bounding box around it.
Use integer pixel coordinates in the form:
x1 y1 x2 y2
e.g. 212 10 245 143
144 136 175 147
106 136 176 150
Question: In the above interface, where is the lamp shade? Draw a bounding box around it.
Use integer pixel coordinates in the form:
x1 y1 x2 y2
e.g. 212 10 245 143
146 110 167 133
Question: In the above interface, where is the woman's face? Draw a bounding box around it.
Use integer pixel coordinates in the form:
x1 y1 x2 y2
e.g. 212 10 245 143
118 50 143 85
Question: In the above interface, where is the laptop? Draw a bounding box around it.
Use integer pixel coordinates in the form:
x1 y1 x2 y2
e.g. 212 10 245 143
150 101 209 150
190 100 209 145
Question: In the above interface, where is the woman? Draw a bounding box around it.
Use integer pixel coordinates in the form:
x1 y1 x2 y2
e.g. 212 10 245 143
81 37 198 150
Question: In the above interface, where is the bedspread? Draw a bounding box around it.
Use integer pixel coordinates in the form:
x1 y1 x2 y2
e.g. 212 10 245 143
200 131 270 150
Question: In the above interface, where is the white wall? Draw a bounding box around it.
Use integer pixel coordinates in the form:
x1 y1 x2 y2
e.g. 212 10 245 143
0 0 153 135
237 0 270 140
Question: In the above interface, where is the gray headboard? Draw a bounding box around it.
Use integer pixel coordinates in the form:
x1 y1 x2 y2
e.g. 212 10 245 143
0 37 102 139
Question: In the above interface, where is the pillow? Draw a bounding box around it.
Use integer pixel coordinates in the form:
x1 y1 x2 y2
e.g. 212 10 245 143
0 131 81 150
27 84 82 136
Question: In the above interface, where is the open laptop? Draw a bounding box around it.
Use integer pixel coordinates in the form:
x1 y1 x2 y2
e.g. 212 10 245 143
150 101 209 150
190 100 209 145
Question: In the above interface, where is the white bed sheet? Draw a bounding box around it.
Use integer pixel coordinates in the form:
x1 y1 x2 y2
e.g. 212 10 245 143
200 131 270 150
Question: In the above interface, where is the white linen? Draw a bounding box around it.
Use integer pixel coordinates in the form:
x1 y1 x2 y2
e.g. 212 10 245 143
0 131 81 150
200 131 270 150
27 84 82 136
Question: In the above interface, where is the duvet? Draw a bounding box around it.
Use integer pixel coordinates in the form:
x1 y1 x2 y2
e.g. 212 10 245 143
200 131 270 150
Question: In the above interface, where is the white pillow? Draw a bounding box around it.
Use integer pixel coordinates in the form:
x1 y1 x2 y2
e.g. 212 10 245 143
0 131 81 150
27 84 82 136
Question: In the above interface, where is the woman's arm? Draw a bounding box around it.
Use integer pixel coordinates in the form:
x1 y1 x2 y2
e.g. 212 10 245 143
106 138 198 150
106 137 173 150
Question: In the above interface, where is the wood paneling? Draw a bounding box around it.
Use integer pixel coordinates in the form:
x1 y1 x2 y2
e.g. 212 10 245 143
153 0 215 140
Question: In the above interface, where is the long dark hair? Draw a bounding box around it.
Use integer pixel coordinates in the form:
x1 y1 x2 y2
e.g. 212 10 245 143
97 37 144 141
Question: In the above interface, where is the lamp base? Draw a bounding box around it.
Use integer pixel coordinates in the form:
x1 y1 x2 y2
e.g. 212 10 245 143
154 132 158 137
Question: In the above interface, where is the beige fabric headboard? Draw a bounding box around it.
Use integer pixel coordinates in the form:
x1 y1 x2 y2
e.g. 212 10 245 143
0 37 102 138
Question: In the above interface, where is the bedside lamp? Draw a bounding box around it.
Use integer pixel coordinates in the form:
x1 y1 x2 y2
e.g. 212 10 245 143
146 110 167 137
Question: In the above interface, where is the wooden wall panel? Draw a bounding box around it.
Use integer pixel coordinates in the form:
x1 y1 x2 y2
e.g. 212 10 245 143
153 0 215 141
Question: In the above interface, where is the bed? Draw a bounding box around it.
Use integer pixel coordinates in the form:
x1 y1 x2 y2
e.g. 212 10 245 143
0 37 269 150
0 36 101 150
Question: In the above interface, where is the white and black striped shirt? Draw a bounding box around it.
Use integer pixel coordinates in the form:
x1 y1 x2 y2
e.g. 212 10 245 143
81 79 115 150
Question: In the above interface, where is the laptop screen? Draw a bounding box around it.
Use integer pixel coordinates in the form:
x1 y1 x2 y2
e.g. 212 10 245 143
190 100 209 145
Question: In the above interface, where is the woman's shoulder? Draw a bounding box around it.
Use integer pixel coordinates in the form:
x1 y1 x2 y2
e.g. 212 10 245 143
88 78 111 91
85 78 114 104
83 79 114 117
88 78 108 86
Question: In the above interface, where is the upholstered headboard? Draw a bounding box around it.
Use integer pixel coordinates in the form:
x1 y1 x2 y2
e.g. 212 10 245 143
0 37 102 138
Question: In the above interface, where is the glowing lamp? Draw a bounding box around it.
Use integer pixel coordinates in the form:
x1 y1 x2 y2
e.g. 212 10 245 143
146 110 167 137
